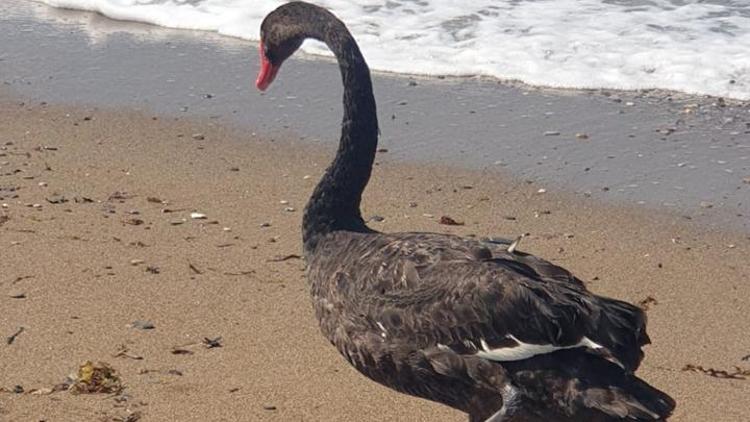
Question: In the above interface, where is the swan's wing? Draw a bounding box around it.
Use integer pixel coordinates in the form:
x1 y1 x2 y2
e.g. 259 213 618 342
313 232 647 372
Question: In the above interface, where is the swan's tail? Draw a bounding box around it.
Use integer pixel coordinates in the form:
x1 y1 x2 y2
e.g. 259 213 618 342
576 375 675 421
502 349 675 421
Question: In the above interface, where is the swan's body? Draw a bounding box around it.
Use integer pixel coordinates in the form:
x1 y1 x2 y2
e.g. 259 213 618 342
257 3 674 421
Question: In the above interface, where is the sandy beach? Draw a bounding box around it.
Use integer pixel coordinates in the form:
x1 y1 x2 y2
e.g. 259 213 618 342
2 1 750 421
1 97 749 421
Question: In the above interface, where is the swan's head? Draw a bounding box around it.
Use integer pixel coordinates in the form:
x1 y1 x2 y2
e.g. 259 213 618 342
256 4 309 91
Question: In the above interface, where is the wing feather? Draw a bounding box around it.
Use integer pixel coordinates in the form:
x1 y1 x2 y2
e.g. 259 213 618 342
308 231 646 372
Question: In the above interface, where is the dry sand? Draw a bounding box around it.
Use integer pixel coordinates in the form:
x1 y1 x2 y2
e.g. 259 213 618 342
1 96 749 421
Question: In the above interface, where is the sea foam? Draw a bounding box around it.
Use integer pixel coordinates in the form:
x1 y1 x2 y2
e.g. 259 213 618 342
36 0 750 100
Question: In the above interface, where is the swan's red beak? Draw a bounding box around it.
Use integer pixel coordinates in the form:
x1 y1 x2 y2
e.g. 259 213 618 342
256 40 279 91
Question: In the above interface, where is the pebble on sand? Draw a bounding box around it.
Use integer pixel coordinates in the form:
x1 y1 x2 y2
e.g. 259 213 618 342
190 212 207 220
130 320 155 330
439 216 464 226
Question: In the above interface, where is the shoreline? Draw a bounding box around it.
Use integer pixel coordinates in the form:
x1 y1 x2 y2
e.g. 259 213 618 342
28 0 750 105
2 0 749 234
26 0 750 102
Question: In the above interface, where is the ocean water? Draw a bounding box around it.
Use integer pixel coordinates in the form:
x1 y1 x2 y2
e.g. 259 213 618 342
34 0 750 100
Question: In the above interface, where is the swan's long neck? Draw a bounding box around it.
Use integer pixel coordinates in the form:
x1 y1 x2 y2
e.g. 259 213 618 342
302 21 379 252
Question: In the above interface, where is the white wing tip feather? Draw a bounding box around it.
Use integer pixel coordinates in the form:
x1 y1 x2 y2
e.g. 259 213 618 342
476 334 604 362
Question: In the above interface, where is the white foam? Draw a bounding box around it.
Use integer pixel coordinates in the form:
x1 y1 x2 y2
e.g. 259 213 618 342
35 0 750 100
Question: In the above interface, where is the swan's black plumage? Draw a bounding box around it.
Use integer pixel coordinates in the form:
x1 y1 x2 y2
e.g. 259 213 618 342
257 2 674 421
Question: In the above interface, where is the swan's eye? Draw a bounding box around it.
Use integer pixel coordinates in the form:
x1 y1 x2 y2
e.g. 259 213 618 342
263 44 277 63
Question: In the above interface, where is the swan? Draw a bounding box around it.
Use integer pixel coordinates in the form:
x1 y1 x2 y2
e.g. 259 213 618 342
255 2 674 421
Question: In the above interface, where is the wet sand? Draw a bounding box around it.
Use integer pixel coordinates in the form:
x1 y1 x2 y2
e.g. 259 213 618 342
1 98 749 421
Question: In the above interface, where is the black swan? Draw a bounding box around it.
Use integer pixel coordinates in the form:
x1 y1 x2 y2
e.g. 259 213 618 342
255 2 675 421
